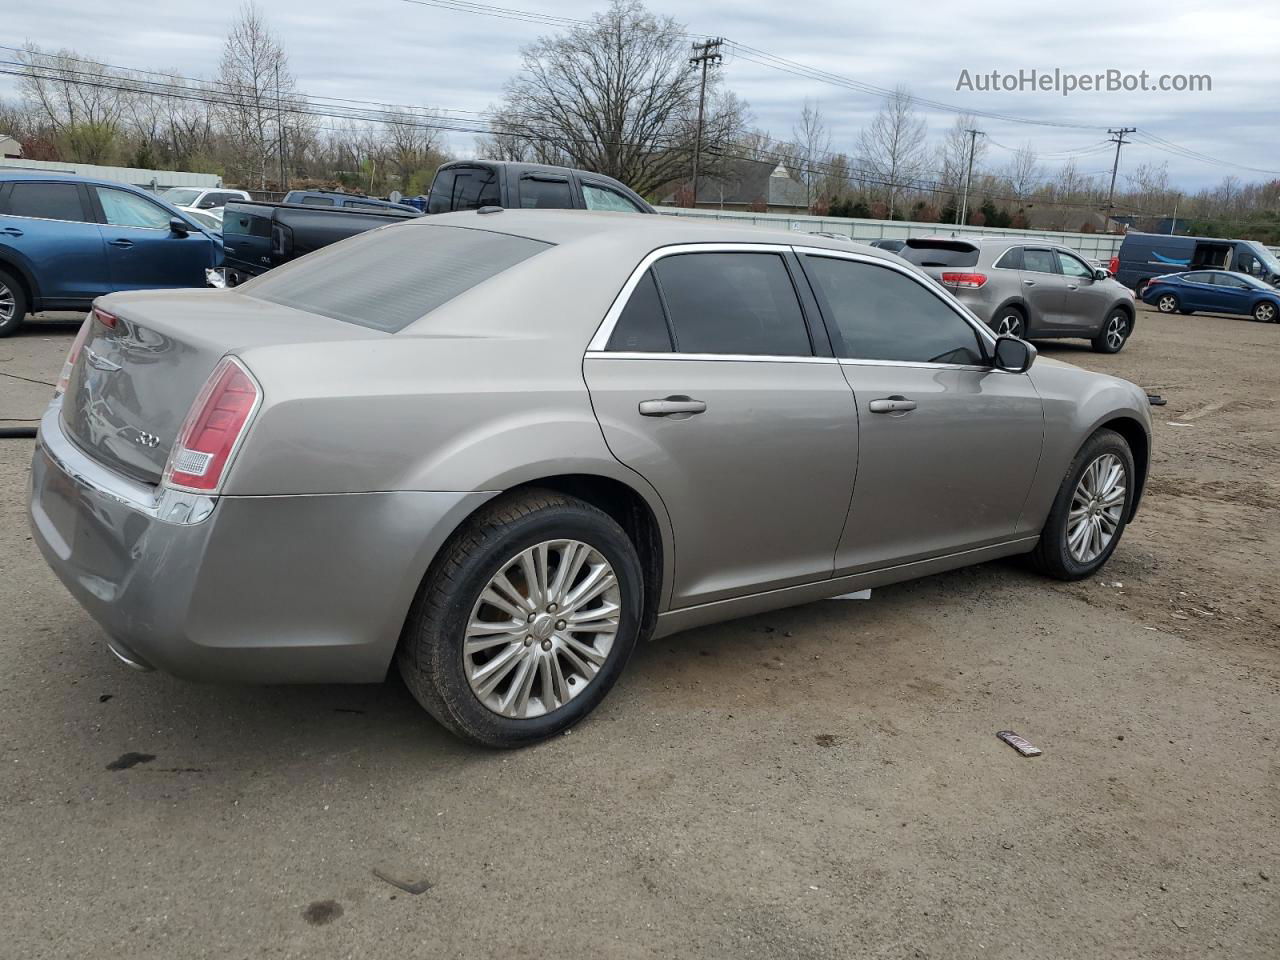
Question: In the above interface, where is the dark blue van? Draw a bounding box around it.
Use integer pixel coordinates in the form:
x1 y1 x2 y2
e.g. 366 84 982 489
1114 232 1280 295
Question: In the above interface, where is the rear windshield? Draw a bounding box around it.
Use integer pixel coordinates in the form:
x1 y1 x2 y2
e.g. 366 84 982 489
241 224 550 332
900 242 980 268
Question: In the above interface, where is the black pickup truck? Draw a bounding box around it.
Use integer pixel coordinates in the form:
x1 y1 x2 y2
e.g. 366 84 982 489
217 201 420 285
427 161 653 215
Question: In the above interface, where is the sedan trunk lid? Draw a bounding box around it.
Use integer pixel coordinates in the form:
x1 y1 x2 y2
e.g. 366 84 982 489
60 288 375 485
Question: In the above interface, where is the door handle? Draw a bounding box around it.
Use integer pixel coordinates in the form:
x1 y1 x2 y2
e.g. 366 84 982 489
107 238 134 248
868 396 917 414
1066 284 1078 290
1022 279 1036 286
638 396 707 417
0 226 22 237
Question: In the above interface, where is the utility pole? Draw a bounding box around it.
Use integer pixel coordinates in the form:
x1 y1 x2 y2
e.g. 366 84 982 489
275 63 288 192
1169 193 1180 234
1105 127 1136 223
688 37 723 207
957 128 983 226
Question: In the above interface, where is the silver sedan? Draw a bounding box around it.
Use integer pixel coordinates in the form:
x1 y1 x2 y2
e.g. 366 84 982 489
29 210 1152 747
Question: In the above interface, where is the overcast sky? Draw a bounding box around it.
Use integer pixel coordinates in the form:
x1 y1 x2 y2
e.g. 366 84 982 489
5 0 1278 192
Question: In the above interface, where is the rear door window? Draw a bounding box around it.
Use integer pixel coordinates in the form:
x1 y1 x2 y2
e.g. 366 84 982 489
241 224 550 332
5 181 88 222
1021 249 1059 274
803 255 985 366
606 271 673 352
653 252 812 357
519 176 573 209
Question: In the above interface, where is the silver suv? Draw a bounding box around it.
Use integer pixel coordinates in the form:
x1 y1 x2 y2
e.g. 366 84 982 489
901 237 1137 353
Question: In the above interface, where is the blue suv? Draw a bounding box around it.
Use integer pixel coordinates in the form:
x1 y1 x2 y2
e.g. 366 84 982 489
0 172 222 336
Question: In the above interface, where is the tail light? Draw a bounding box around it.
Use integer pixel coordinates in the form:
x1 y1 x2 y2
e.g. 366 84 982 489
940 272 988 289
162 356 261 494
1109 257 1119 275
53 311 99 398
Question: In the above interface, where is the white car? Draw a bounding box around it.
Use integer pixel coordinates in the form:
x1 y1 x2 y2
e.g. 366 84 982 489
160 187 250 211
180 206 224 231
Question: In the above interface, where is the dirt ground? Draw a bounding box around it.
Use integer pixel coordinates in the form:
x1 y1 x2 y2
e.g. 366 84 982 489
0 307 1276 960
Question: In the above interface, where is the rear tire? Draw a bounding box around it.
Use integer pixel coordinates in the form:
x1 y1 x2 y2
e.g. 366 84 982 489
992 306 1026 339
1030 429 1135 581
1155 293 1180 314
0 268 28 337
1253 301 1278 323
1091 310 1131 353
397 488 644 748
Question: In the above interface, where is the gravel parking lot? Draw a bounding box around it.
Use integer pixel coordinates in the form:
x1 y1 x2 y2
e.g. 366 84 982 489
1 307 1276 959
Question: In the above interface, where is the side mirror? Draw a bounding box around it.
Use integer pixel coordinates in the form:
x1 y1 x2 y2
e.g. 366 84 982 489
198 199 216 209
1094 268 1109 281
169 217 190 236
993 335 1036 373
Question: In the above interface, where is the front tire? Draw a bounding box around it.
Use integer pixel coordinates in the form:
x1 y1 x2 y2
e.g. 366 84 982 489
0 268 28 337
1030 429 1135 581
1091 310 1131 353
1253 301 1278 323
397 489 643 748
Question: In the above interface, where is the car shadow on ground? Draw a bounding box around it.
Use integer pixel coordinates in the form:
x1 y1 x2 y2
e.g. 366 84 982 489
41 557 1044 767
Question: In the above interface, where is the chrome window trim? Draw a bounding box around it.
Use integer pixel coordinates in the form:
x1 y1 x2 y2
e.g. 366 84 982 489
586 242 800 353
790 244 999 351
585 351 838 364
838 357 995 373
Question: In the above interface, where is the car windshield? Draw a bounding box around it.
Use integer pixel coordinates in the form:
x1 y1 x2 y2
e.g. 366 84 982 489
161 188 201 206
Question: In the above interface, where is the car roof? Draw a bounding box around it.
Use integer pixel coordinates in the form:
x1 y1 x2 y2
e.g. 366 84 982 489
407 208 914 264
0 170 159 192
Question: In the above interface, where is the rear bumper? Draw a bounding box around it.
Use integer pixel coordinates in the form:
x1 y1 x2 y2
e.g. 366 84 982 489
29 402 491 684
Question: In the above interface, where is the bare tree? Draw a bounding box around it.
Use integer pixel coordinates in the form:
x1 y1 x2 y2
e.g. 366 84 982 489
1005 142 1042 202
937 114 986 201
17 44 126 163
216 3 296 188
380 109 447 194
857 86 929 219
790 99 831 209
489 0 748 197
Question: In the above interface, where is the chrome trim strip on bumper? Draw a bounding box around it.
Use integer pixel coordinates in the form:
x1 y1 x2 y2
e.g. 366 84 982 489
39 400 216 526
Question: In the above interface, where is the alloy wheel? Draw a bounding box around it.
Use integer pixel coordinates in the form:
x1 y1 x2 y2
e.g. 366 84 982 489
996 313 1023 337
1157 295 1177 313
1256 302 1277 323
1067 453 1127 564
0 283 14 323
463 539 621 719
1105 313 1128 350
